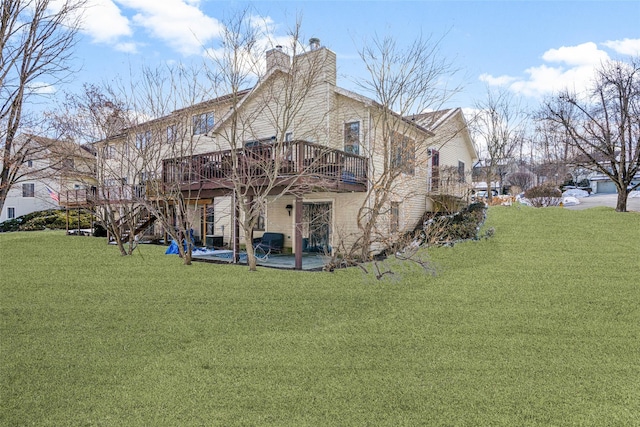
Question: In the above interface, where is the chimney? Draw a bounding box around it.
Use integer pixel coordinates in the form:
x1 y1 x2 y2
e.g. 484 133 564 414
309 37 321 51
266 45 290 72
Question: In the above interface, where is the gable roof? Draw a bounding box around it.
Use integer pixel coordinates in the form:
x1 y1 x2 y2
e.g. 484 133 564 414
409 108 478 162
25 135 95 160
406 109 456 131
333 87 436 137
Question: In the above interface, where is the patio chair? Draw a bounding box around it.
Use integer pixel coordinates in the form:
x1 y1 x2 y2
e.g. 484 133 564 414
253 232 284 254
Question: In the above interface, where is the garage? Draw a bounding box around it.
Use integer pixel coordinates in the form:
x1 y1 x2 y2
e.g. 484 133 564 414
592 180 617 194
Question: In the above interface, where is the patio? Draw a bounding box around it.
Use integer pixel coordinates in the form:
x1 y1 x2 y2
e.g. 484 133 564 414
191 249 331 271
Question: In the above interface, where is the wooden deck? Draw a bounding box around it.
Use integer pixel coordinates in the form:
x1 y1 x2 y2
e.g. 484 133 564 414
162 140 368 195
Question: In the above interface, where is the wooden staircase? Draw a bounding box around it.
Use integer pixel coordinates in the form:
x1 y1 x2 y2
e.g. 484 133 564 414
111 206 157 242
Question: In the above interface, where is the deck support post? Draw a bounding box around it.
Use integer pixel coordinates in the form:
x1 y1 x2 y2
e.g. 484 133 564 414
294 196 303 270
233 190 240 264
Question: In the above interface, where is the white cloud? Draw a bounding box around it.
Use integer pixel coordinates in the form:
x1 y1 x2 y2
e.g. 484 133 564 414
114 42 139 53
480 42 616 98
541 42 608 66
27 82 57 95
81 0 132 43
480 39 639 99
602 38 640 56
479 74 517 87
76 1 291 60
118 0 224 55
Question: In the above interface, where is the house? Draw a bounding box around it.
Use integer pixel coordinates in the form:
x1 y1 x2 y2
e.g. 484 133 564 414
94 40 477 268
0 135 96 222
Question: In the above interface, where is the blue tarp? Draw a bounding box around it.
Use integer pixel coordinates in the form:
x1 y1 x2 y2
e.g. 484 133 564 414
165 240 182 254
164 230 195 254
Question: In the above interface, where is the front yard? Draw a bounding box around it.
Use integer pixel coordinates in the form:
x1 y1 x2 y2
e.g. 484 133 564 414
1 205 638 426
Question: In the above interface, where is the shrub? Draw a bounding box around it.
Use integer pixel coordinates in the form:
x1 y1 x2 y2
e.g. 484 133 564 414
430 194 466 214
524 184 562 207
420 202 487 245
0 209 94 232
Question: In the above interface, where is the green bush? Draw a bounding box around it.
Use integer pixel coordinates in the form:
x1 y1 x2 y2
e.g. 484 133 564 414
0 209 94 232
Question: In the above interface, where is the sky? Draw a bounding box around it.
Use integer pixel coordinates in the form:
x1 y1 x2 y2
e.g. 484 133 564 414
51 0 640 112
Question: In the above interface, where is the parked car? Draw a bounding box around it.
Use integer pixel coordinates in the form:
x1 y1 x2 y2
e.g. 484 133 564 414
473 190 498 199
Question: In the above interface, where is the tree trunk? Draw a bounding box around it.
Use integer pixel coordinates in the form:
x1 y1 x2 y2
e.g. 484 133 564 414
246 243 257 271
616 188 628 212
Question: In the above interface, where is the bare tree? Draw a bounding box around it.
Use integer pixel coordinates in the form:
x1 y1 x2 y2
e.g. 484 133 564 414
81 66 213 262
471 87 527 201
344 33 463 266
202 14 335 270
1 0 85 213
539 57 640 212
507 170 535 192
129 64 218 265
47 84 140 255
531 119 574 186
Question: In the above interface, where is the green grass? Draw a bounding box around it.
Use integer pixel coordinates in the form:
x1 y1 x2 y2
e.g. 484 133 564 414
1 206 639 426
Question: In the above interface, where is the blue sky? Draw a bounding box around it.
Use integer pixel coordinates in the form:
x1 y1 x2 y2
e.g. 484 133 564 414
62 0 639 111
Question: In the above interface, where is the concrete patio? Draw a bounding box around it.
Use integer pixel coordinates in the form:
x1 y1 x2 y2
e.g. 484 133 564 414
192 250 331 271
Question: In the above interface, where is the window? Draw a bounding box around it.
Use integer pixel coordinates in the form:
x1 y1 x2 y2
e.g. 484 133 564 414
103 144 116 159
344 121 360 154
22 183 35 198
27 160 33 167
7 207 15 219
193 112 215 135
285 132 293 142
458 161 466 183
139 171 155 184
390 202 400 233
136 130 151 149
391 132 415 175
205 206 215 235
429 149 440 192
166 124 178 144
253 212 265 231
61 157 74 170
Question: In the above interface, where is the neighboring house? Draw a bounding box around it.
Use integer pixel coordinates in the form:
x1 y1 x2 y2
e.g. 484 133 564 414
1 135 96 222
94 41 477 267
568 151 640 194
589 171 640 194
471 158 517 195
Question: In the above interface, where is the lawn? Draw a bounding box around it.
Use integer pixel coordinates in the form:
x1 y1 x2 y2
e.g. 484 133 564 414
1 206 639 426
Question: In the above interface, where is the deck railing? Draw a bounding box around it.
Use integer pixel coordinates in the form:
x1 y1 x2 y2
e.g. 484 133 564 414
162 140 368 189
60 184 154 206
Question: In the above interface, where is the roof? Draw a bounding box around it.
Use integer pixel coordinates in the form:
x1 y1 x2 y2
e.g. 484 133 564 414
407 109 456 131
25 135 95 160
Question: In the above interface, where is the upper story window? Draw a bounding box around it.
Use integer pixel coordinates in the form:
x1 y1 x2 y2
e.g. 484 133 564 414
103 144 116 160
26 160 33 167
344 121 360 155
391 131 415 175
136 130 151 149
166 124 178 144
193 112 215 135
22 183 35 198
